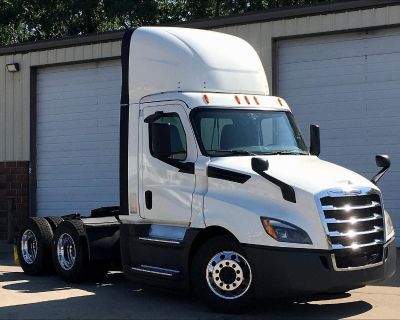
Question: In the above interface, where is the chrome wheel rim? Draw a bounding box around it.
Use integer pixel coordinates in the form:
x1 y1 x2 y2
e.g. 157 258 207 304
21 229 38 264
57 233 76 271
206 251 252 300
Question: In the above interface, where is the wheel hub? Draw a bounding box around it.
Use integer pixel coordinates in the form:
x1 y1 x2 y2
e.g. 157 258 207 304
57 233 77 271
206 251 252 299
21 229 38 264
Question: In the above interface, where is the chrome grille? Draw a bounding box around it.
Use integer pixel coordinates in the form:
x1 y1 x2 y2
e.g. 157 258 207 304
320 192 385 270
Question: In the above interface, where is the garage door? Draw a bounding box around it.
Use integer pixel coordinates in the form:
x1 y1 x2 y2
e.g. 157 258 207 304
36 60 121 216
277 28 400 245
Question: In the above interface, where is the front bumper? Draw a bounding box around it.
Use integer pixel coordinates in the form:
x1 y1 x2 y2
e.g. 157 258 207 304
243 238 396 298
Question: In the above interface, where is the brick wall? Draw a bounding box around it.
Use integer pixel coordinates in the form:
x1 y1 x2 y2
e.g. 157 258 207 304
0 161 29 240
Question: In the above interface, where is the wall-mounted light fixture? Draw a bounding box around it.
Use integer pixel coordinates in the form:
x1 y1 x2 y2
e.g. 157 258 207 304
6 63 20 72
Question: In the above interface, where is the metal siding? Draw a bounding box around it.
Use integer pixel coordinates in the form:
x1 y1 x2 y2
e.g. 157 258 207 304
277 28 400 245
0 40 121 161
36 60 121 216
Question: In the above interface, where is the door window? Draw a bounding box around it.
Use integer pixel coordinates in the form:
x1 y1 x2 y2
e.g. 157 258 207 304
149 113 187 161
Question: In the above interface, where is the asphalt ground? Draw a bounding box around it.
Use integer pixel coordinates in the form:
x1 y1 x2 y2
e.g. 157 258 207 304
0 243 399 320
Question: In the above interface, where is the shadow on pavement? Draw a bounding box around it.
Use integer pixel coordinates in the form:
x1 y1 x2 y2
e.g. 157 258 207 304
0 262 373 320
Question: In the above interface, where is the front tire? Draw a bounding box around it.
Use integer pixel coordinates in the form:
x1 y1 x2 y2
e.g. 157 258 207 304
191 235 254 313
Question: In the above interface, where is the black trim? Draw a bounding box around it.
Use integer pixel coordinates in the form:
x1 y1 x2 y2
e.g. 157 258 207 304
119 29 135 215
207 166 251 184
160 159 195 174
251 157 296 203
29 67 37 217
242 238 397 298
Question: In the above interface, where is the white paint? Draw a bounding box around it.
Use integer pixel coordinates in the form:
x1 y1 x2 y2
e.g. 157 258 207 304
129 27 269 103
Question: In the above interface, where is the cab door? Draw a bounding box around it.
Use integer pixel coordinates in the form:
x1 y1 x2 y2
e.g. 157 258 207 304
139 103 197 225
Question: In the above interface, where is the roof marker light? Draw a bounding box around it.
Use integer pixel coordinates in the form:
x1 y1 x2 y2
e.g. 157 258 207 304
203 94 210 104
278 98 284 107
244 96 250 105
235 95 241 104
253 96 260 105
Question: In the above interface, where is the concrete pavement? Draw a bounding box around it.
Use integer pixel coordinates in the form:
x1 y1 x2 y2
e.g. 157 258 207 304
0 250 399 320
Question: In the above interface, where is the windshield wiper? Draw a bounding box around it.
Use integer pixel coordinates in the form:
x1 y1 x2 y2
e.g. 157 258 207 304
260 150 309 155
210 149 257 156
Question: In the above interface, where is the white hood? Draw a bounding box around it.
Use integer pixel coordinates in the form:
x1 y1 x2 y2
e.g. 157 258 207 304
208 155 378 195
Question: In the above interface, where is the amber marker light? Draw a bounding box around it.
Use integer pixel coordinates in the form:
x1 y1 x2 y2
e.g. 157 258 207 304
235 95 241 104
253 96 260 105
244 96 250 105
203 94 210 104
278 98 284 107
261 218 278 240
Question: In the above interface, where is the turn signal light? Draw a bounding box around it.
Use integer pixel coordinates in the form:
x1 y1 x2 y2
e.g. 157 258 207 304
261 219 278 240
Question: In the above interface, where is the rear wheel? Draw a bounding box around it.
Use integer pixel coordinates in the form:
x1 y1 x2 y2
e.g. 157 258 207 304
52 220 88 282
17 217 53 275
191 235 254 313
52 220 107 282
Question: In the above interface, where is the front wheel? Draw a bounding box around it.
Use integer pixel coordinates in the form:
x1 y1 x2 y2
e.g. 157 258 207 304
190 235 254 313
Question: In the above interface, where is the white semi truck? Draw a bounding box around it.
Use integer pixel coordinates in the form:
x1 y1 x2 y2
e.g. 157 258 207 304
16 27 396 312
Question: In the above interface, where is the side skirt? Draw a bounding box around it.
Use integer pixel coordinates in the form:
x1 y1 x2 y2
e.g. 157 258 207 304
120 223 201 291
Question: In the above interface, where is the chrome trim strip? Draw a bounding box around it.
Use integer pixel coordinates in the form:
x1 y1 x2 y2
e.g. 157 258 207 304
130 265 180 277
138 237 181 245
331 237 393 271
332 240 384 250
331 254 384 271
325 214 382 224
329 227 383 238
322 201 380 211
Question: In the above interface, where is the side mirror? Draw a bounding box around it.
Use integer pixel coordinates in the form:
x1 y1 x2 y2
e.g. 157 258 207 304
144 111 164 124
310 124 320 156
150 123 172 159
251 157 269 173
371 155 391 185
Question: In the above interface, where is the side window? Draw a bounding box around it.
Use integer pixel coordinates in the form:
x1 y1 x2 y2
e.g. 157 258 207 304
149 114 187 161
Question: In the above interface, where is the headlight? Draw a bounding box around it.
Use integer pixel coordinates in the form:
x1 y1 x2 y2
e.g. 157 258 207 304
261 218 312 244
385 210 395 240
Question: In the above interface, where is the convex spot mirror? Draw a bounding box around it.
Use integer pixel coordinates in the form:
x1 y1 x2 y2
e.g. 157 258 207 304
310 124 320 156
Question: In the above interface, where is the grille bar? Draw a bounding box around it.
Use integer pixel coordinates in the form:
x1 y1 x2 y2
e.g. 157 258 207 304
321 201 380 211
319 191 385 270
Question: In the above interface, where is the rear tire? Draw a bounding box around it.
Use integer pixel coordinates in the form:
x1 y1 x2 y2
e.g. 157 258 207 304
17 217 53 275
190 235 254 313
52 220 108 282
52 220 88 282
45 216 64 231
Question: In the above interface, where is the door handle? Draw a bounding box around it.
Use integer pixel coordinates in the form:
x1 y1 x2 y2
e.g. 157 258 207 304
145 190 152 210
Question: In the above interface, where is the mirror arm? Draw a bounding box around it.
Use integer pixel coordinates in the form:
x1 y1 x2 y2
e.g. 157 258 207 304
371 167 389 185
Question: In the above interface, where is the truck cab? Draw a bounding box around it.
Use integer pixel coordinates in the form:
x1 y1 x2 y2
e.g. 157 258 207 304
16 27 396 313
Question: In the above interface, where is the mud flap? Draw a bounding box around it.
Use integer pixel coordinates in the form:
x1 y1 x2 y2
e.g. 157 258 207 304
13 244 20 266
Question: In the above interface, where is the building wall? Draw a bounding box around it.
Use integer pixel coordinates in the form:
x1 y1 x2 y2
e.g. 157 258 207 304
1 6 400 162
214 5 400 93
0 41 121 162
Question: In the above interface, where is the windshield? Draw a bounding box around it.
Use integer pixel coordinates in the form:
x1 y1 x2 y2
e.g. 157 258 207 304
191 109 308 157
